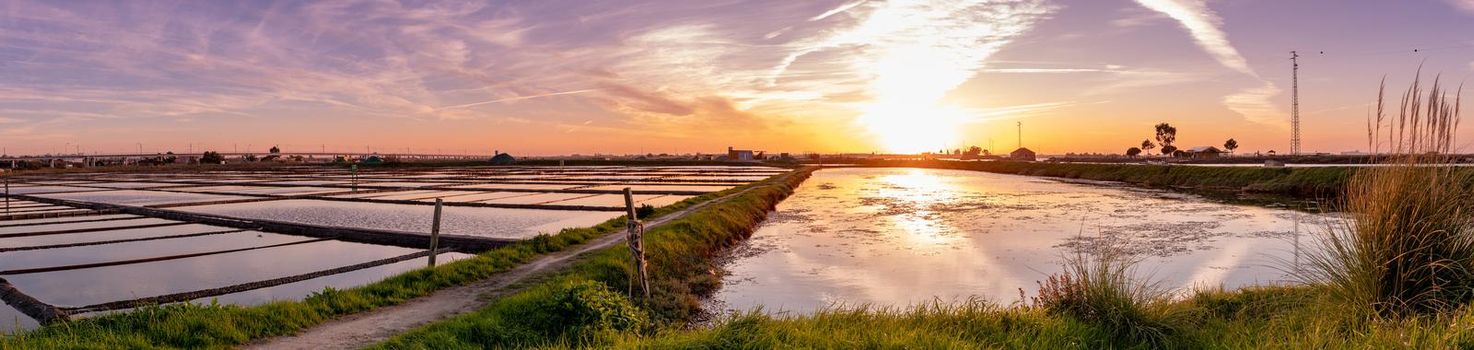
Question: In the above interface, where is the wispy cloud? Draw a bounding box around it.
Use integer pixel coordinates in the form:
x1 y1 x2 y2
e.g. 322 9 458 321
1111 6 1168 28
983 68 1120 74
1449 0 1474 14
1134 0 1286 128
965 101 1085 121
1132 0 1252 76
436 90 597 110
810 0 869 21
1221 82 1286 127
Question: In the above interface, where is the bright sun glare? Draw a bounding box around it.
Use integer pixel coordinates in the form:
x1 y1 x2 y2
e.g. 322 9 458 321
854 28 977 154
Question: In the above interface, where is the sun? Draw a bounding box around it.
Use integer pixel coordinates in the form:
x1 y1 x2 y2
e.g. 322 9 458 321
854 43 974 154
859 103 967 154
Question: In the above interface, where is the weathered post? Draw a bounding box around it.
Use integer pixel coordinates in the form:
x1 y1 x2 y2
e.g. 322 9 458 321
351 164 359 192
0 277 69 325
3 174 9 215
624 188 650 299
429 198 443 267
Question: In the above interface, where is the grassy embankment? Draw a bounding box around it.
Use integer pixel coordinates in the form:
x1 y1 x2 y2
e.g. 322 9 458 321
369 158 1474 348
0 172 779 348
370 168 814 348
851 159 1355 200
374 77 1474 348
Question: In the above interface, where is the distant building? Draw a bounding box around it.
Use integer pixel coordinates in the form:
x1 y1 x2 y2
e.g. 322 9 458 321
727 147 756 161
1010 147 1036 161
1184 146 1223 159
490 152 516 165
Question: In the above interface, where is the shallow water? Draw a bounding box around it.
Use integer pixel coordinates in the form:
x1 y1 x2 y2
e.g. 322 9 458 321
36 190 251 206
0 165 784 332
711 168 1328 314
180 199 618 238
0 234 469 332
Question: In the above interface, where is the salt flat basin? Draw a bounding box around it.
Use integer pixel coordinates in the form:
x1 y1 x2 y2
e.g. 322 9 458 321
178 199 620 239
0 232 470 331
35 190 252 206
712 168 1330 314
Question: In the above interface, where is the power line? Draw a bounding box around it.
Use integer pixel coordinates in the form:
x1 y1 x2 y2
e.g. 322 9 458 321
1285 41 1470 154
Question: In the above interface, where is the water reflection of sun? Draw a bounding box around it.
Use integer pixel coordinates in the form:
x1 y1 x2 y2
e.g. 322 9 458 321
876 169 961 247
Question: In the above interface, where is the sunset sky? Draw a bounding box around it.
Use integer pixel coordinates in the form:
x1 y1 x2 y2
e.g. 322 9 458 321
2 0 1473 156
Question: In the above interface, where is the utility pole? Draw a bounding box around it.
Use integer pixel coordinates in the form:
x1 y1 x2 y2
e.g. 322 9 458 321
1016 121 1023 150
1290 51 1301 155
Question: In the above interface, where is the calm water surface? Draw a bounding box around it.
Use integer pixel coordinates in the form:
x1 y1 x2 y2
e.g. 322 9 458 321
712 168 1328 313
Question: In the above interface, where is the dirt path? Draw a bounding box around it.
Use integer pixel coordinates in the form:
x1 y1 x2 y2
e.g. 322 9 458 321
243 186 761 350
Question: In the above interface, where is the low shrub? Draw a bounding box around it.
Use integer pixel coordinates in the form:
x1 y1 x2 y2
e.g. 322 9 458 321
1033 249 1187 347
528 279 647 339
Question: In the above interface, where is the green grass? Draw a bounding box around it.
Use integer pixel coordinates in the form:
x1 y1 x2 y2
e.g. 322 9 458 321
378 284 1474 348
0 177 748 349
371 168 813 349
590 285 1474 349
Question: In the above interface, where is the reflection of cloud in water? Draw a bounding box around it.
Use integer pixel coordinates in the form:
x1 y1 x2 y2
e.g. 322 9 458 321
712 168 1330 314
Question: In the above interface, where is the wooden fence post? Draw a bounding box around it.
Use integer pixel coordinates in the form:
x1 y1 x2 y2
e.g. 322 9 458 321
624 188 650 299
429 198 443 267
0 277 69 325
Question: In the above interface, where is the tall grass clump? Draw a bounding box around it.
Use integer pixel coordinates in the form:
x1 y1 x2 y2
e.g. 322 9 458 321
1297 72 1472 317
1033 247 1187 347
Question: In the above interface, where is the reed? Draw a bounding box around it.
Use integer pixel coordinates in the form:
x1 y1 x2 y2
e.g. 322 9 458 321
1033 246 1187 347
1296 71 1472 317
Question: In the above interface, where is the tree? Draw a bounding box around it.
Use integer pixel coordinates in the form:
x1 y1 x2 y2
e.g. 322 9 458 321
964 146 982 157
1126 147 1142 158
1154 123 1177 155
1161 145 1179 156
269 145 281 154
1140 140 1155 156
1223 138 1239 155
201 151 224 164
